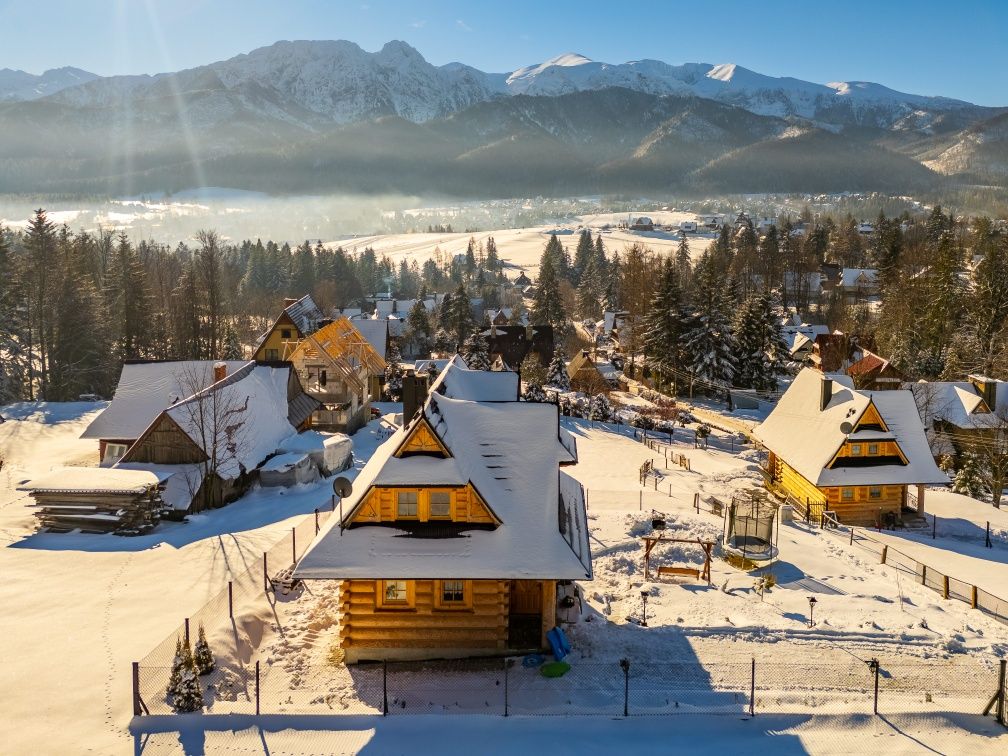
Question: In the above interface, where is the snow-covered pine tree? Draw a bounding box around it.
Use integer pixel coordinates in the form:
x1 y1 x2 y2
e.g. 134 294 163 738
589 393 613 422
939 455 955 477
952 451 987 501
641 257 685 391
733 292 787 391
681 253 737 394
221 324 243 360
0 229 28 402
523 381 547 402
545 348 570 391
384 339 404 400
432 328 454 356
406 299 433 357
171 640 203 713
193 624 214 676
571 229 594 287
461 328 491 370
167 637 185 699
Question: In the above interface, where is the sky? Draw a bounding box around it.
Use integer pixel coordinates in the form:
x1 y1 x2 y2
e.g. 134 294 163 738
1 0 1006 105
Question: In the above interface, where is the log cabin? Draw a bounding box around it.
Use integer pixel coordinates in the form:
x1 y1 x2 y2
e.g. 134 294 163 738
288 317 386 433
754 368 947 527
294 358 590 663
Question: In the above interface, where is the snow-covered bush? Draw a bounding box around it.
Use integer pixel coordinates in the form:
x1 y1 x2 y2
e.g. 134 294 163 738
523 382 547 402
589 394 613 422
168 637 203 712
952 451 987 500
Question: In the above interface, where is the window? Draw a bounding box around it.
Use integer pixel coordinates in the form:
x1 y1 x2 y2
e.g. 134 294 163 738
281 328 292 339
868 443 879 456
850 444 862 456
429 491 451 518
103 443 128 464
320 369 327 387
842 488 854 501
435 579 470 609
869 486 882 499
397 491 418 517
377 579 414 609
265 348 279 361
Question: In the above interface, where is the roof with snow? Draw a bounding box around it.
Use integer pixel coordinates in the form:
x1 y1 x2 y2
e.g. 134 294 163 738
909 378 1008 431
294 390 591 581
352 319 389 358
19 467 162 494
754 368 947 487
427 354 521 402
283 294 324 335
840 268 879 288
80 360 249 441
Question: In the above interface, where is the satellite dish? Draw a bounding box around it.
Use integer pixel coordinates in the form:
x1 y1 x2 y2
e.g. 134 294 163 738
840 421 854 435
333 477 353 498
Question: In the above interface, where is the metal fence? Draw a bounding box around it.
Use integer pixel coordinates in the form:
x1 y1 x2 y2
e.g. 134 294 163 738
135 654 1008 722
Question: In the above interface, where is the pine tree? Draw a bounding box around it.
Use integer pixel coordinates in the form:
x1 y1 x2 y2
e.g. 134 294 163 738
192 624 215 676
171 639 203 713
461 328 491 370
384 340 404 400
441 283 475 348
532 254 565 328
589 393 613 422
572 229 594 286
545 348 571 391
681 253 737 394
641 258 685 390
167 638 185 699
406 300 433 356
432 328 453 356
733 292 786 390
523 381 547 402
221 324 243 359
0 228 28 402
952 451 988 501
675 236 691 284
576 251 602 321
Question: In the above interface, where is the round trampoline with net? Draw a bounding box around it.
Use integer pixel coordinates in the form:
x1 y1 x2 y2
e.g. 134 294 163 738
723 490 779 561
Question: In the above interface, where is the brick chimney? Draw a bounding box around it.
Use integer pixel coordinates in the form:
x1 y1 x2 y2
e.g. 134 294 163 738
213 362 228 383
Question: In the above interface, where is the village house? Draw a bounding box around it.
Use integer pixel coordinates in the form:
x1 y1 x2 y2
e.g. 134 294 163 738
567 350 613 395
294 357 588 662
80 360 250 465
909 374 1008 461
288 316 386 432
253 294 325 362
629 216 654 231
754 368 947 527
838 268 880 300
846 349 905 391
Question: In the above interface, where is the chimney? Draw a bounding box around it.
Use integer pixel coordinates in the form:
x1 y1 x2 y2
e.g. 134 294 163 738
213 361 228 383
820 375 833 411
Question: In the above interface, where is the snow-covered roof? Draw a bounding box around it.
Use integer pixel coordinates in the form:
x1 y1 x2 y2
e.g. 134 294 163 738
260 452 311 473
160 363 299 479
115 462 205 510
909 379 1008 431
80 360 248 441
428 354 520 401
283 294 324 335
840 268 879 288
352 319 389 358
295 391 590 581
20 467 162 494
754 368 947 487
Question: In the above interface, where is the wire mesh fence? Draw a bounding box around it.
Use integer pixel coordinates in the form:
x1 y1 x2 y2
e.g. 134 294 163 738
136 654 1007 720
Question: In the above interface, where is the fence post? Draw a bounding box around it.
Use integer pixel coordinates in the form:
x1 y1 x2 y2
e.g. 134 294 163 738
132 661 142 716
921 564 927 586
184 617 190 646
988 521 993 549
263 552 268 593
999 659 1006 726
850 527 854 546
292 527 297 564
880 545 887 565
932 514 937 540
942 575 950 600
228 581 234 618
315 507 319 534
503 658 510 717
694 492 699 514
750 658 756 717
620 659 630 717
383 660 389 716
255 660 260 715
972 585 979 609
871 659 880 715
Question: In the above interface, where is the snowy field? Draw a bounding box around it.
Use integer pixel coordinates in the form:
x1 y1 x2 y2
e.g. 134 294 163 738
3 403 1008 753
328 213 712 276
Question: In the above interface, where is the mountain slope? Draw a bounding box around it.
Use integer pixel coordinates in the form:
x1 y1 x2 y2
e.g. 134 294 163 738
0 67 99 101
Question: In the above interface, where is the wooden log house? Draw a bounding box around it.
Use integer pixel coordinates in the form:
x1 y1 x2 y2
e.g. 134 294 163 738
754 368 948 527
295 356 590 662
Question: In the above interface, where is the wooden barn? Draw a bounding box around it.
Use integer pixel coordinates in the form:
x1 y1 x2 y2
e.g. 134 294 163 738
80 360 248 465
288 316 386 433
754 368 947 527
253 294 325 362
295 358 589 663
117 362 319 512
567 350 612 395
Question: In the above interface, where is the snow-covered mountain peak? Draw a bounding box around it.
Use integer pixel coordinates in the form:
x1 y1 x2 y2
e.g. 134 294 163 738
706 63 738 82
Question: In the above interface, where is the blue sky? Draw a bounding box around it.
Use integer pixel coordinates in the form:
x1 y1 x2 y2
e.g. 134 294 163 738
2 0 1006 105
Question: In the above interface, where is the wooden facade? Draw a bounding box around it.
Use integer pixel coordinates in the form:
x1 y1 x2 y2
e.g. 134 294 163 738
253 312 304 362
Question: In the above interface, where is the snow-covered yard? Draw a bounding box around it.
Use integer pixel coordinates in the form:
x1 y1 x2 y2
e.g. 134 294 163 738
3 402 1008 753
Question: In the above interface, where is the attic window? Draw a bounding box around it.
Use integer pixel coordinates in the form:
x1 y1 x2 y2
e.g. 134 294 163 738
281 328 292 339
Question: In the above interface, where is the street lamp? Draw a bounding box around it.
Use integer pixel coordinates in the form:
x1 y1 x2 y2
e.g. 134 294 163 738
640 590 649 627
807 596 817 628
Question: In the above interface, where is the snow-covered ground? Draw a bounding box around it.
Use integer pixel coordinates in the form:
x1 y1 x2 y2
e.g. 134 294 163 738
3 402 1008 753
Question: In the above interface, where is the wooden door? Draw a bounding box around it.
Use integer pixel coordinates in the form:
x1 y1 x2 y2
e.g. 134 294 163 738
510 580 541 616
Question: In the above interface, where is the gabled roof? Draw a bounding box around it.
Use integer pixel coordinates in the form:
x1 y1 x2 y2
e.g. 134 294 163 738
295 391 590 580
841 268 878 288
754 368 946 487
139 363 299 480
352 319 389 358
284 294 324 335
291 317 386 387
20 467 162 495
847 350 902 380
80 360 249 441
909 380 1007 431
428 354 520 401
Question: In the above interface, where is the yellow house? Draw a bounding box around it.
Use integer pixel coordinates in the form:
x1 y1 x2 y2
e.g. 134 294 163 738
295 357 590 663
754 368 947 527
253 294 324 362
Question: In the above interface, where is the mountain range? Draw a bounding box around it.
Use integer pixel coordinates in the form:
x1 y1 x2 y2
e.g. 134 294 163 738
1 40 1005 198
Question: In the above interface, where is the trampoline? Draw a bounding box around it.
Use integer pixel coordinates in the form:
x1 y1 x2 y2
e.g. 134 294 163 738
723 491 779 562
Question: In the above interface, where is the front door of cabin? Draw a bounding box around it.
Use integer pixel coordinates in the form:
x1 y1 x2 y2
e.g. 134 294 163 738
507 580 542 649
